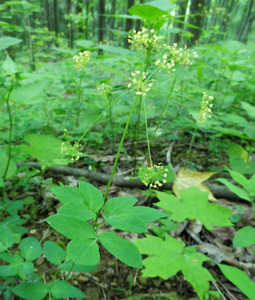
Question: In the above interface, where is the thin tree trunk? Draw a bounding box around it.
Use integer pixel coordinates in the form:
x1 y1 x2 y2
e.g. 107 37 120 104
135 0 144 31
53 0 58 44
98 0 105 54
220 0 236 40
76 0 83 38
172 0 188 44
85 0 89 39
124 0 135 48
187 0 205 46
109 0 116 41
236 0 254 42
66 0 73 48
45 0 51 30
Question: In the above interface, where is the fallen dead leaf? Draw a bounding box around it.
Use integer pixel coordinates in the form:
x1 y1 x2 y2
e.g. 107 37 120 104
173 168 217 201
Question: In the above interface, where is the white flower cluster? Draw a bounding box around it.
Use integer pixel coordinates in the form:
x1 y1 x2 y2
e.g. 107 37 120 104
155 43 198 71
61 129 82 161
128 28 159 50
198 92 214 123
73 51 91 70
127 71 155 96
140 164 170 189
97 83 113 97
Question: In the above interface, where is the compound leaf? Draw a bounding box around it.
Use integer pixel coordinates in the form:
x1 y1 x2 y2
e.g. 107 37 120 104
43 241 65 266
135 234 214 299
155 186 233 230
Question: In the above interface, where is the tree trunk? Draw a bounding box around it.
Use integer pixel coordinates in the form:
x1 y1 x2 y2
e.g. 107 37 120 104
45 0 51 31
172 0 188 44
66 0 73 48
85 0 89 39
109 0 116 41
76 0 83 38
236 0 254 42
53 0 58 42
135 0 144 31
98 0 105 54
187 0 205 46
220 0 236 40
124 0 135 48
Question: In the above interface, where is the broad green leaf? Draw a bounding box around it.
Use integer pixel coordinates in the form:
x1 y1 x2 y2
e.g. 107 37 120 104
59 259 97 273
233 226 255 248
155 186 233 230
173 168 217 201
218 264 255 299
0 178 3 187
20 260 34 275
19 237 42 261
217 178 251 202
11 80 47 105
0 36 22 51
21 134 67 166
226 168 249 189
104 197 166 233
46 215 96 240
0 264 21 276
135 234 214 299
129 4 166 19
52 182 103 213
67 238 99 266
99 232 142 268
49 281 85 298
3 55 19 74
241 102 255 119
0 224 14 252
43 241 65 266
145 0 173 11
58 202 96 221
13 282 48 300
0 149 17 179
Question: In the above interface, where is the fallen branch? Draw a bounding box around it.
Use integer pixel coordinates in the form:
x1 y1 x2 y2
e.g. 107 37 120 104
17 162 243 200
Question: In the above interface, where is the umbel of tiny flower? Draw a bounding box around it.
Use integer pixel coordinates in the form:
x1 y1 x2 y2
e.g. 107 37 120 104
155 43 198 72
73 51 91 70
128 28 158 50
97 83 113 97
198 92 214 123
138 164 171 189
127 71 155 96
61 129 82 161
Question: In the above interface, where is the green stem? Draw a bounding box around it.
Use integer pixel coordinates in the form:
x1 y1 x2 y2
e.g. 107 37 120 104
133 95 142 173
151 75 177 143
185 127 198 166
3 78 15 183
65 262 75 281
93 95 140 227
143 96 152 166
75 76 83 127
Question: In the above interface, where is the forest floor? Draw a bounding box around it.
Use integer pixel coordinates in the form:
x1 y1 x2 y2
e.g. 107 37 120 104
11 140 254 300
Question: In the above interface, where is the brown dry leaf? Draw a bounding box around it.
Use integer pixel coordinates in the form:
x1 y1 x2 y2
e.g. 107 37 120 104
173 168 217 201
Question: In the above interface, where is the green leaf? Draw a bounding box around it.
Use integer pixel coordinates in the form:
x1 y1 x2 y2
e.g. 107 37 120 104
20 260 34 275
104 197 166 233
52 181 104 213
46 214 96 240
217 178 251 202
241 102 255 119
226 168 249 190
21 134 67 166
13 282 48 300
233 226 255 248
0 149 17 179
43 241 65 266
67 238 99 266
145 0 173 11
0 36 22 51
129 4 166 19
11 80 48 105
218 264 255 299
58 202 96 221
49 281 85 298
3 55 19 74
19 237 42 261
135 234 214 299
155 186 233 230
59 259 97 273
0 224 14 252
99 232 142 268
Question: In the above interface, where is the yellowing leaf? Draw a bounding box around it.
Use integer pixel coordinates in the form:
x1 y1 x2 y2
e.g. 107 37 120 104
173 168 217 201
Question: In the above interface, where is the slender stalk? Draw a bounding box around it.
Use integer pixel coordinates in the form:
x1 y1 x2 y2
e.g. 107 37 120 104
75 76 83 126
185 127 198 166
143 96 152 166
93 95 139 227
132 95 142 173
3 78 15 184
151 75 177 143
65 261 75 281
